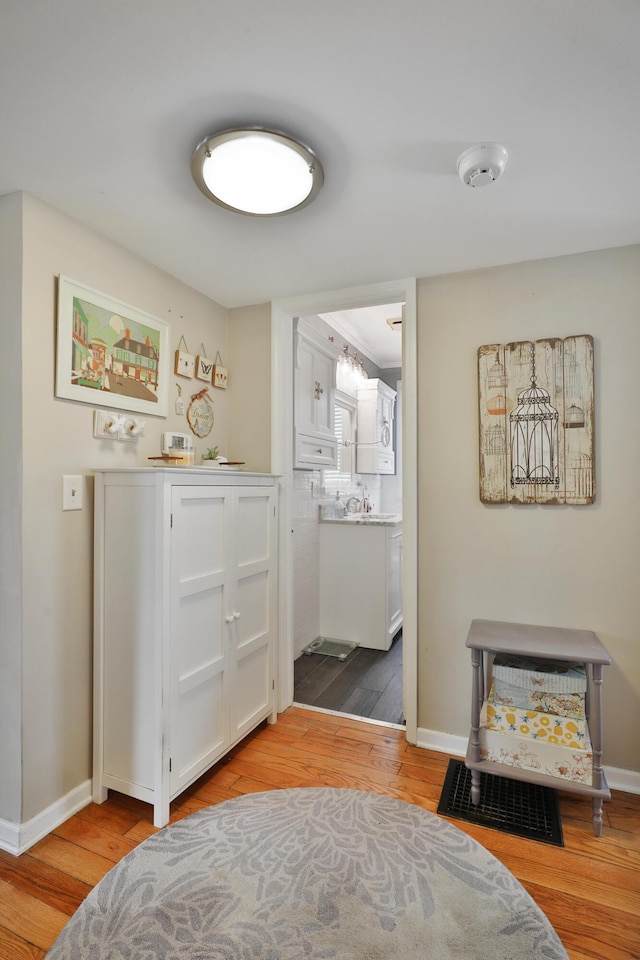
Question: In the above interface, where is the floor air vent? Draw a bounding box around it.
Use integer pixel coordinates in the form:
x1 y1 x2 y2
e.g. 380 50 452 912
438 759 564 846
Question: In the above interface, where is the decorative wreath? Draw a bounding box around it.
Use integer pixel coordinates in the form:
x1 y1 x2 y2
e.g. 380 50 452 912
187 388 214 438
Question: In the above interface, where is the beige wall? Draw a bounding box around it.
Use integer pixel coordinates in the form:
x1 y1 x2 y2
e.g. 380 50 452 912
3 193 639 837
8 193 229 824
227 303 272 472
417 245 640 772
0 194 23 822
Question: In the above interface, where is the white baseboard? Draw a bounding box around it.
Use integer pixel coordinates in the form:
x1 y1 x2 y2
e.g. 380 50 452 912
0 779 92 857
603 764 640 795
416 727 640 796
1 730 638 858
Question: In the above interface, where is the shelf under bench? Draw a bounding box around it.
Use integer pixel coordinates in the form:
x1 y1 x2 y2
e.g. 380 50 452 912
465 619 611 836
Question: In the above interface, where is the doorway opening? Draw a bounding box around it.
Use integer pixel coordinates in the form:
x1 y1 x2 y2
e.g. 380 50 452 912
291 303 404 723
271 278 417 744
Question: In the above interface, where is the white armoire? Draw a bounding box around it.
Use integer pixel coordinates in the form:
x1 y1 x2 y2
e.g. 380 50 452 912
93 469 278 826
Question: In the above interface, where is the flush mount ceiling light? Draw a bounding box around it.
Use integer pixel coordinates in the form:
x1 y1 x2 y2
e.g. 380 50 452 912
191 126 324 216
457 142 508 188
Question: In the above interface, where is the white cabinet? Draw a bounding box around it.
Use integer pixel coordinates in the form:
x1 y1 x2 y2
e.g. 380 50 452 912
93 469 278 827
356 379 396 475
318 519 402 651
294 319 337 469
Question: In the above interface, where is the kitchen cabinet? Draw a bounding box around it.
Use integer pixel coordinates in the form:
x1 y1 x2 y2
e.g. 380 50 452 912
356 379 396 474
465 619 611 836
318 517 402 651
93 468 278 827
294 318 337 469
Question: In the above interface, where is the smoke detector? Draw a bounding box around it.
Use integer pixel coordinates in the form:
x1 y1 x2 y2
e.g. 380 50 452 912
457 143 508 188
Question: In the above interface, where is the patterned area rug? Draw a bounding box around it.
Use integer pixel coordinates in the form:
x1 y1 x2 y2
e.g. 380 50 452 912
46 788 568 959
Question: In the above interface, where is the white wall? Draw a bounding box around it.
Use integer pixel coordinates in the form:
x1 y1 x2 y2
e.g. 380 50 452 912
417 245 640 772
6 193 230 826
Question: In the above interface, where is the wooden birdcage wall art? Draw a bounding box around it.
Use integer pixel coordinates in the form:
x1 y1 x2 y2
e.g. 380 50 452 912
478 335 594 504
510 344 560 489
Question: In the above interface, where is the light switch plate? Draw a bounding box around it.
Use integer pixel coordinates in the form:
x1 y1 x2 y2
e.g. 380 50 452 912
63 475 83 511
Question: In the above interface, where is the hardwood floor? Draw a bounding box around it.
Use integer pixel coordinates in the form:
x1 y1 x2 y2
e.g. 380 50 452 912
1 706 639 960
294 630 404 723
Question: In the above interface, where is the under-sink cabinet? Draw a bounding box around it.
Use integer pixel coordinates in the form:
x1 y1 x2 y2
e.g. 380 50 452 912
319 517 402 651
93 469 278 826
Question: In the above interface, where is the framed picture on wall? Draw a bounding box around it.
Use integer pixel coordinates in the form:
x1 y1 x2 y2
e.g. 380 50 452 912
55 276 170 416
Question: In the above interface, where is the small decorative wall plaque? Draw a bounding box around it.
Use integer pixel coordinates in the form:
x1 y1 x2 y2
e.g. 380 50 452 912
478 335 594 504
174 336 195 378
187 387 214 438
213 351 228 389
195 343 214 383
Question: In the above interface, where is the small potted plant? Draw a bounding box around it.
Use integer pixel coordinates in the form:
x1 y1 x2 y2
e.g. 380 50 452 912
201 445 219 464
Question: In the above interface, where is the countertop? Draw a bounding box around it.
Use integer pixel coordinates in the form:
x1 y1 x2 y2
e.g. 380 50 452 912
319 513 402 526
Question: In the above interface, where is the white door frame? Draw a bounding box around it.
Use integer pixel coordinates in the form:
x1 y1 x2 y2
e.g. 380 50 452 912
271 278 417 744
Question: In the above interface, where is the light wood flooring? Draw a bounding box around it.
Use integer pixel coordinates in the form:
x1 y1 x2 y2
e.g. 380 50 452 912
1 706 639 960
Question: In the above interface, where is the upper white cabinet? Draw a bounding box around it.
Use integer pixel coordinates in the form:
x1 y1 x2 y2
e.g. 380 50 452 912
356 378 396 474
93 469 278 827
294 319 337 469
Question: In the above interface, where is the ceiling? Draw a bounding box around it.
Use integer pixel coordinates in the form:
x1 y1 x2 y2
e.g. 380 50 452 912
319 304 404 368
2 1 639 314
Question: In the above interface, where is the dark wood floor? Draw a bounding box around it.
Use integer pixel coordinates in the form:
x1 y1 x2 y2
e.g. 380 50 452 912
294 630 404 724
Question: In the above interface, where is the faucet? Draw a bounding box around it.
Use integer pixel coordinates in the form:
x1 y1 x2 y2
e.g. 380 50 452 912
345 496 361 514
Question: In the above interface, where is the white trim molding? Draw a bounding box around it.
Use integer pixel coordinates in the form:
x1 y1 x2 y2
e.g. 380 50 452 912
416 727 640 796
271 278 418 744
0 779 92 856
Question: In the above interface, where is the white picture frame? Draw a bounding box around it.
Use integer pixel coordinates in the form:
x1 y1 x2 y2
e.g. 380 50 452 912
55 276 170 417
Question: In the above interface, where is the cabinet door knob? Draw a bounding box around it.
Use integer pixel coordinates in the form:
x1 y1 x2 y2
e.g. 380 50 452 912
225 614 235 624
316 448 323 454
234 611 241 620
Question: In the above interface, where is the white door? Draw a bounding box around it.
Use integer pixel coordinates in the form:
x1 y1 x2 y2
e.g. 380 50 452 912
170 485 233 795
228 487 277 740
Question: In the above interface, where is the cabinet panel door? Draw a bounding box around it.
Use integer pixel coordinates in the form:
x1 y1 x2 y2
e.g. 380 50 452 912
388 531 403 637
102 484 157 791
295 432 338 468
295 338 318 434
229 488 276 739
313 349 335 438
170 486 232 793
295 336 335 439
